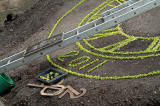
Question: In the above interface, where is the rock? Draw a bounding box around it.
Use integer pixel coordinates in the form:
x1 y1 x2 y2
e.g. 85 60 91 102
0 101 4 106
0 0 9 10
10 29 13 32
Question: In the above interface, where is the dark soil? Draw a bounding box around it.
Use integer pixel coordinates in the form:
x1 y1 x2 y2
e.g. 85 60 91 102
0 0 66 58
1 0 160 106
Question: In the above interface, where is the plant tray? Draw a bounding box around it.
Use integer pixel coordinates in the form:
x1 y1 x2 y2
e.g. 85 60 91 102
36 67 67 85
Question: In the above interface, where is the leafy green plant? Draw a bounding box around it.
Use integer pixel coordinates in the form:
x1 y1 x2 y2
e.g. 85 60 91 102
68 56 90 67
57 51 79 62
88 60 107 73
79 59 99 70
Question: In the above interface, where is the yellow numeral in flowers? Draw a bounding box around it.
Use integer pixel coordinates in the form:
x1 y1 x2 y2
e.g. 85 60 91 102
68 56 90 67
57 51 79 62
79 59 99 70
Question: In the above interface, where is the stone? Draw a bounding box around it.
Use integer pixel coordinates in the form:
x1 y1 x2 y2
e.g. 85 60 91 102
0 0 9 10
0 101 4 106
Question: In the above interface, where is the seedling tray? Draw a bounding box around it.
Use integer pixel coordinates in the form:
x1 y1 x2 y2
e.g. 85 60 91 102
36 67 67 85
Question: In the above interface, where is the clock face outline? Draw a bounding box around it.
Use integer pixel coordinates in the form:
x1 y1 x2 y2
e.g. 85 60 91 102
49 24 160 80
47 0 160 80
